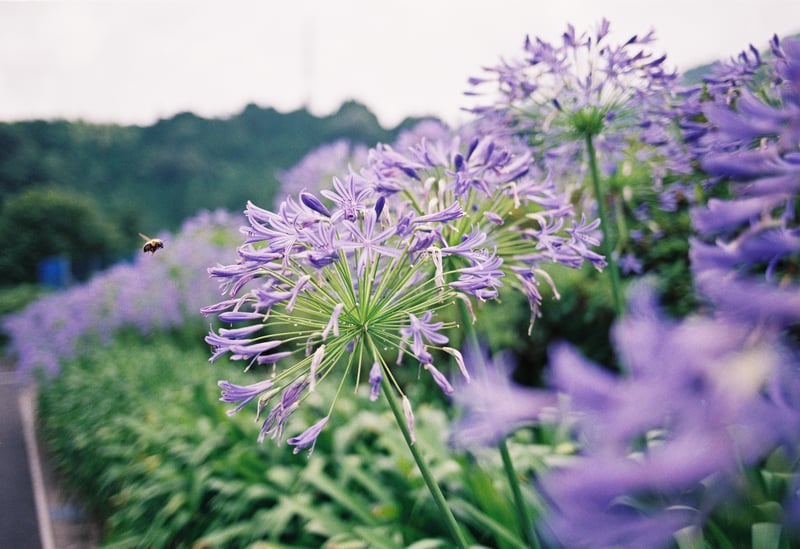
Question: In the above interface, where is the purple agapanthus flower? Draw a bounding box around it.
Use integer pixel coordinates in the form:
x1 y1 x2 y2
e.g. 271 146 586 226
451 345 556 448
451 281 800 547
464 19 694 284
688 37 800 330
203 121 603 449
400 311 449 365
466 19 692 183
540 283 800 548
362 130 604 328
287 416 329 456
218 378 276 416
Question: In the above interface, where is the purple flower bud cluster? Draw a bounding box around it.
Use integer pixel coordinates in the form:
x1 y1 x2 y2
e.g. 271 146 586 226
4 209 243 380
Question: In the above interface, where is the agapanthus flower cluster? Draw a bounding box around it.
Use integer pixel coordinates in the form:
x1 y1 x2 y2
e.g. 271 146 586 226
688 38 800 329
466 18 691 185
4 209 242 380
678 35 786 158
274 138 368 206
465 19 696 284
273 121 452 205
204 129 606 453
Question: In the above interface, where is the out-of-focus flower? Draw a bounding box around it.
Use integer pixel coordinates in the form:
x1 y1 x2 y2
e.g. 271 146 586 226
689 38 800 329
3 209 243 381
274 139 369 206
391 119 453 152
538 283 800 548
451 345 556 448
447 281 800 547
618 252 643 275
677 34 785 158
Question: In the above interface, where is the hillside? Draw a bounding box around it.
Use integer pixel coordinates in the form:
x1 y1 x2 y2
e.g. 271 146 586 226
0 101 427 234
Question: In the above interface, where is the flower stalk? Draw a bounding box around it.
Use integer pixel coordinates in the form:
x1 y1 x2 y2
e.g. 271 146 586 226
499 440 540 549
585 133 625 317
457 299 540 548
380 381 470 549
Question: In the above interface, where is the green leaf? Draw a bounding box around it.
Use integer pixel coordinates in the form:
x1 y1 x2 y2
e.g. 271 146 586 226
673 525 706 549
752 523 782 549
450 500 528 549
300 459 378 526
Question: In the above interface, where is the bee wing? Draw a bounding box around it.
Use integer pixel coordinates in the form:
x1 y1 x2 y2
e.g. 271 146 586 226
138 233 151 241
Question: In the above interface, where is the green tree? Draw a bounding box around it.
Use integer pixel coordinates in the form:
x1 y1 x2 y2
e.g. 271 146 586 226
0 186 124 285
0 103 428 233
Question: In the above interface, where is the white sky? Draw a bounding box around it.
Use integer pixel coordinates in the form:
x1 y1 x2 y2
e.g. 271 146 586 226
1 1 799 128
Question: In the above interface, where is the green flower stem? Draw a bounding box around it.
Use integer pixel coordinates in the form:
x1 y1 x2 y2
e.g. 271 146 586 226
499 436 541 549
584 133 625 317
457 299 540 549
613 190 630 252
381 384 470 549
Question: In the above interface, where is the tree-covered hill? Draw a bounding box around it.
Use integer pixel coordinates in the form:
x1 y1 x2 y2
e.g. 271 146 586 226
0 100 426 234
0 100 429 285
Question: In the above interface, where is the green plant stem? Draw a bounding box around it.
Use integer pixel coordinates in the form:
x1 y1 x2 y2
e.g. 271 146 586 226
456 299 540 549
499 438 541 549
584 133 625 317
381 385 470 549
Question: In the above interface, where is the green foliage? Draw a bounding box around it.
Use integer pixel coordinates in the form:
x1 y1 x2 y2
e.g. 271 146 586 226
37 334 562 548
0 102 427 239
0 186 124 285
0 283 47 317
0 283 47 347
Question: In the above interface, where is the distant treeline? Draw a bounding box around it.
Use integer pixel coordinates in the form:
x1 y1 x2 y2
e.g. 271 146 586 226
0 101 429 285
0 100 427 230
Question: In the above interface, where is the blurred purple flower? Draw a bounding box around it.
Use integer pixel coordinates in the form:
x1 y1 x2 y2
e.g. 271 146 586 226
4 209 244 381
688 38 800 330
274 139 368 205
539 283 799 548
618 253 643 275
677 34 786 158
451 345 556 448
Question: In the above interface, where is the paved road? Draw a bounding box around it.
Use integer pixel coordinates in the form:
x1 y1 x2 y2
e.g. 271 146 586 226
0 366 43 549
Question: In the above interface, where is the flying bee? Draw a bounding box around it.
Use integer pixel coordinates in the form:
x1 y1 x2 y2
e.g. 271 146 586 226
138 233 164 254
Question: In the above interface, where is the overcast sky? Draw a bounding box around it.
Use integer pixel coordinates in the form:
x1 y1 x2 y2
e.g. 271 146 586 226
1 1 799 128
